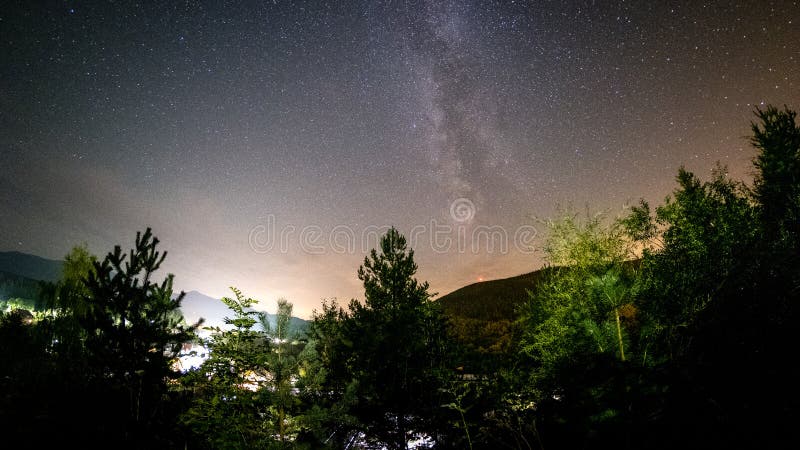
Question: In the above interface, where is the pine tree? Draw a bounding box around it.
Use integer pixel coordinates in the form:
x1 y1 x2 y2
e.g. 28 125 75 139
342 227 450 449
81 228 198 442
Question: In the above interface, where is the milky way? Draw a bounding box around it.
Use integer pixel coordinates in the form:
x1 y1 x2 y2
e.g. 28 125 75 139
2 1 798 317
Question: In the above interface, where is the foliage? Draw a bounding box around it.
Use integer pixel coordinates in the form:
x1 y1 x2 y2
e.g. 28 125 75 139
636 166 756 362
297 298 361 447
506 211 642 447
612 106 799 448
80 228 199 444
261 298 303 446
0 232 198 447
519 212 636 373
182 288 314 449
332 227 452 449
751 105 800 248
181 287 272 448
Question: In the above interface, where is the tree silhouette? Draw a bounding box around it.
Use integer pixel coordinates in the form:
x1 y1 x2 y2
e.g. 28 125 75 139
81 228 199 443
342 227 450 449
751 105 800 249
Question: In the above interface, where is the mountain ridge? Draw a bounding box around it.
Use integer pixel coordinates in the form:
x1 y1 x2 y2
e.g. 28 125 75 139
0 251 63 282
437 267 552 321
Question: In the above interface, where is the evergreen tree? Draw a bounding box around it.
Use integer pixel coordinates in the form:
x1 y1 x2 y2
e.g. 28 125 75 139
183 289 315 449
181 287 273 448
261 298 303 446
341 227 450 449
299 299 360 448
81 228 199 444
616 106 800 448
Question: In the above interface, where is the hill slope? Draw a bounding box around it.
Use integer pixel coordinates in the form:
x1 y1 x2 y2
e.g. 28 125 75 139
0 251 63 282
437 267 553 321
436 268 552 364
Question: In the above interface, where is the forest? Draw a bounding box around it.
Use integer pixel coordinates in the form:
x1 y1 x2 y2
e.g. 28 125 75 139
1 106 798 449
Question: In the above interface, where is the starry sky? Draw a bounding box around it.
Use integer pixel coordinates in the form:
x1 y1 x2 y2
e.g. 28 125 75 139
2 1 798 318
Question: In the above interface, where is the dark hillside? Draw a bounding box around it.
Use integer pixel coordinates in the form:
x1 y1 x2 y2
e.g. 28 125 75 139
437 267 553 321
436 268 552 366
0 251 63 282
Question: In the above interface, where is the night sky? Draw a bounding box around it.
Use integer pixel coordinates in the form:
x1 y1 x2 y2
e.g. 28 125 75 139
2 1 798 317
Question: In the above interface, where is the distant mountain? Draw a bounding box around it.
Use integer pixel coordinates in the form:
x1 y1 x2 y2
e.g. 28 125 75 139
179 290 309 335
0 251 63 282
179 290 232 329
